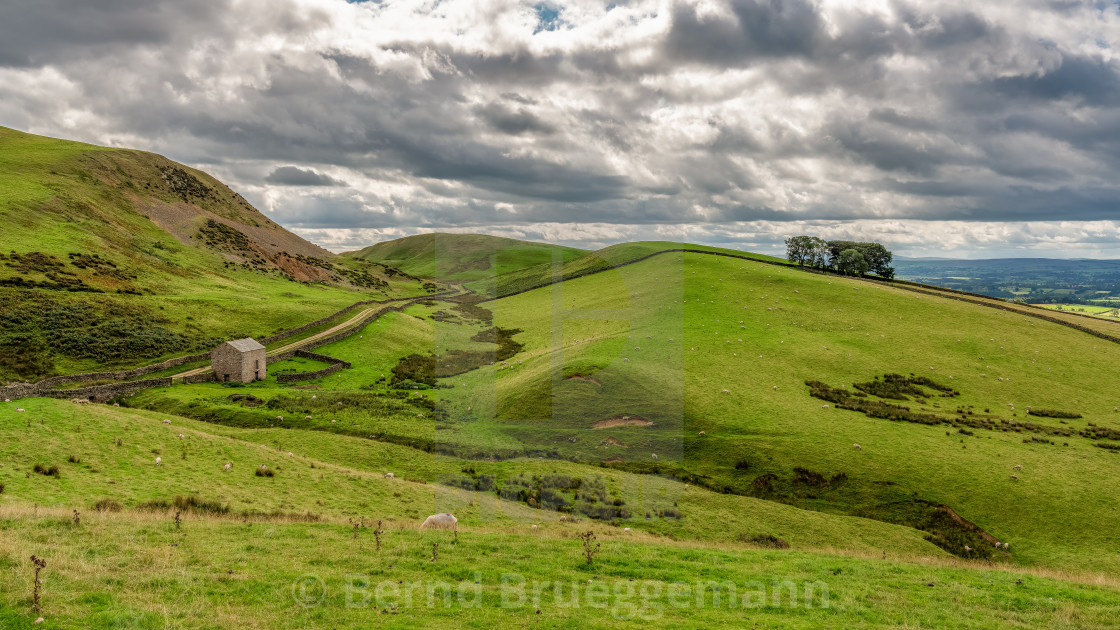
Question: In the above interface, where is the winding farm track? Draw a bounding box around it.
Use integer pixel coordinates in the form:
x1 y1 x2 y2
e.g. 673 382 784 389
172 286 469 379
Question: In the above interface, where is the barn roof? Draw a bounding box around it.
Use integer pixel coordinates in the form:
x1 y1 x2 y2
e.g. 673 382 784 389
223 338 265 353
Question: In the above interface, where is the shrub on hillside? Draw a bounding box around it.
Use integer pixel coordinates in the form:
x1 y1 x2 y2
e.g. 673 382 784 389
93 499 123 513
32 463 60 478
1026 409 1082 419
742 533 790 549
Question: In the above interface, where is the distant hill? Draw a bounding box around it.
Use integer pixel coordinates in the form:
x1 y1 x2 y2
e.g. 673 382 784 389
0 127 424 382
894 257 1120 303
345 232 586 283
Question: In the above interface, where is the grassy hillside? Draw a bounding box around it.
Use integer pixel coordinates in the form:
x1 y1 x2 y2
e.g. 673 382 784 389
6 242 1120 625
487 240 788 297
0 127 433 382
5 400 1120 628
346 232 586 285
128 244 1120 576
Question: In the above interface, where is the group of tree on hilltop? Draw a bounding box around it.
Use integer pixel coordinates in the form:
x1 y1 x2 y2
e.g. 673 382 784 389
784 236 895 279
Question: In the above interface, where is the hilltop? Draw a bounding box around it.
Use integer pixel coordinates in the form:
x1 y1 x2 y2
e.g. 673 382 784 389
0 127 432 382
345 232 586 285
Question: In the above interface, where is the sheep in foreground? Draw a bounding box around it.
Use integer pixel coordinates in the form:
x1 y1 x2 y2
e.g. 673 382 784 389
420 513 458 532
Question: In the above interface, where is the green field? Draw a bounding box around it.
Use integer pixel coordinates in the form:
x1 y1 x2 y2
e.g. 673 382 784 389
1038 304 1120 322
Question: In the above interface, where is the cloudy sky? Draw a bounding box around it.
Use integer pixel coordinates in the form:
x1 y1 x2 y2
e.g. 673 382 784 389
2 0 1119 257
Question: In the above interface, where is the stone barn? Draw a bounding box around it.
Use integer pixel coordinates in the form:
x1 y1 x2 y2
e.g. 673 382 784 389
211 338 266 383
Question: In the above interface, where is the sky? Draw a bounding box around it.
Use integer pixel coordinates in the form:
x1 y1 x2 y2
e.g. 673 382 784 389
1 0 1119 258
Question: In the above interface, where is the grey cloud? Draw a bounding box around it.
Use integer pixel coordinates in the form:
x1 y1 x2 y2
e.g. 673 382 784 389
265 166 344 186
663 0 823 66
0 0 231 67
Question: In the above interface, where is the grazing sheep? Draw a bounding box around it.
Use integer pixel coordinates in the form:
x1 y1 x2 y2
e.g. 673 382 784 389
420 513 458 531
276 416 283 422
312 395 317 399
305 415 312 420
384 472 395 479
994 541 1001 548
1003 542 1010 550
853 444 861 450
651 453 659 460
1010 474 1019 481
287 452 294 457
559 515 568 522
178 433 184 439
721 389 730 394
964 545 972 552
162 419 171 424
16 408 24 412
1013 465 1023 470
698 431 706 436
223 463 231 472
822 404 829 409
155 457 162 466
623 527 631 532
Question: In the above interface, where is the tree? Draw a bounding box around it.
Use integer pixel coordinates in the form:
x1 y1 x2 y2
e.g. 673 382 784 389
836 249 869 276
785 236 813 266
825 240 894 278
786 235 829 268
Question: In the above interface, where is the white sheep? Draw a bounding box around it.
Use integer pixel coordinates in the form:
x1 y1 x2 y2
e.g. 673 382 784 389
276 416 283 422
698 431 706 436
162 419 171 424
223 463 231 472
287 452 294 457
419 513 458 531
16 408 24 412
305 415 312 420
384 472 395 479
531 524 538 529
721 389 730 394
155 457 162 466
853 444 861 450
1012 464 1022 470
1003 542 1010 550
623 527 631 532
178 433 184 439
651 453 659 460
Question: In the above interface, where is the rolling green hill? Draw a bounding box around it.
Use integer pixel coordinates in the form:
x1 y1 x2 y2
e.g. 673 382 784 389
4 240 1120 626
345 232 586 285
0 127 431 382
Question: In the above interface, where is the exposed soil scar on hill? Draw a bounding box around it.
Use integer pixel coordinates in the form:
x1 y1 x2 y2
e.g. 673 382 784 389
593 415 653 429
564 374 602 386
